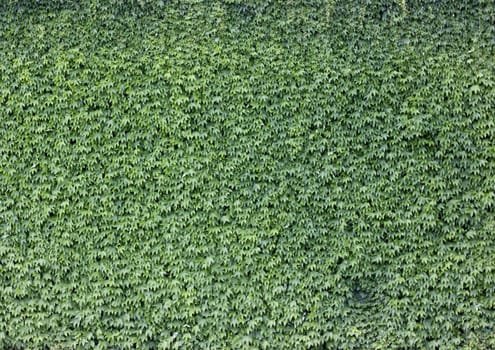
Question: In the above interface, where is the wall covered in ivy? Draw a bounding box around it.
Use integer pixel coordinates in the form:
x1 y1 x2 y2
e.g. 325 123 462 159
0 0 494 348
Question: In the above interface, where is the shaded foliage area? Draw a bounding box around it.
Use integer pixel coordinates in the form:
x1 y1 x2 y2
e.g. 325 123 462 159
0 0 494 348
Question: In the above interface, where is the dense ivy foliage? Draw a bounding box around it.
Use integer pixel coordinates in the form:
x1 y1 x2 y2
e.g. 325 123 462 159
1 1 494 348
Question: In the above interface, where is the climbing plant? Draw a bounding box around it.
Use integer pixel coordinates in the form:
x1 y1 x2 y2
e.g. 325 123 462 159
0 0 494 349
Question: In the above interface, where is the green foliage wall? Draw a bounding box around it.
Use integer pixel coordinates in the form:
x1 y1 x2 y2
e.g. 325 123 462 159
0 1 494 349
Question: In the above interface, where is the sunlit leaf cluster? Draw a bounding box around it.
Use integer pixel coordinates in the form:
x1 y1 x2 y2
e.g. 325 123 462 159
0 0 494 348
